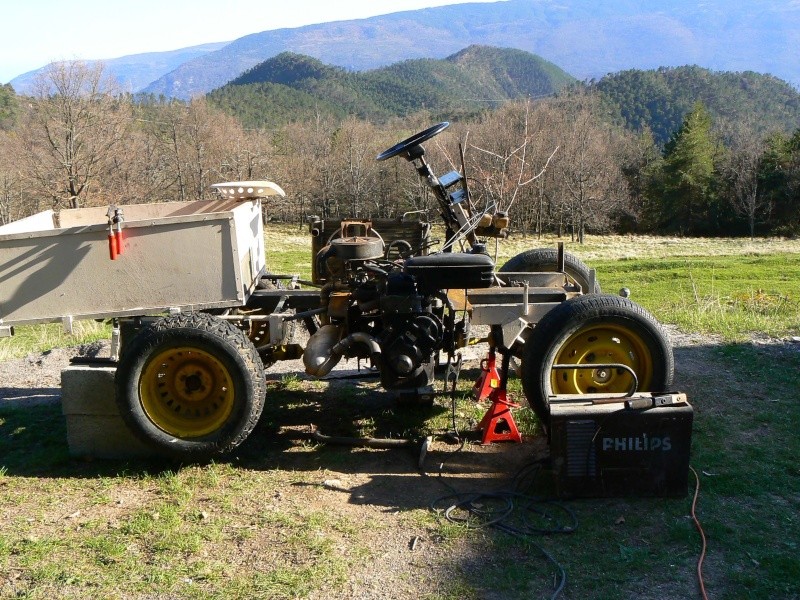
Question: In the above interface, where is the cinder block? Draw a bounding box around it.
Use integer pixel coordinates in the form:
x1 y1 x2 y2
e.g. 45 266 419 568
61 364 157 459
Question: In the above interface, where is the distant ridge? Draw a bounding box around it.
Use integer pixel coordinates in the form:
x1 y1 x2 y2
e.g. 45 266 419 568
9 42 229 95
143 0 800 100
207 46 575 126
207 48 800 144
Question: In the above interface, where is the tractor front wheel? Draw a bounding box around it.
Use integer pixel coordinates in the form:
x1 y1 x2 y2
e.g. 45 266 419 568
521 294 673 427
499 247 601 293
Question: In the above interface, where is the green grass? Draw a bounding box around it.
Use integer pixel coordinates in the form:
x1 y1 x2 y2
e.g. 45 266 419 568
1 345 798 598
591 254 800 340
0 319 110 360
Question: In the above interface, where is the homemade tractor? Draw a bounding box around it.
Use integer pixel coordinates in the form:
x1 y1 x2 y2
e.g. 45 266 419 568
0 122 674 461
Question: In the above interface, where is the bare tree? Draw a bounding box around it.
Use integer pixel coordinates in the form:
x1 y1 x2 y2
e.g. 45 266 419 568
330 117 379 217
460 101 558 235
550 95 630 243
720 122 771 239
21 61 131 209
218 128 275 183
277 114 342 220
0 131 23 223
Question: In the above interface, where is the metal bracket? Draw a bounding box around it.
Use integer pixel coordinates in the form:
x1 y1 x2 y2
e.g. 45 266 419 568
443 352 463 393
62 315 74 335
110 323 121 362
268 312 294 345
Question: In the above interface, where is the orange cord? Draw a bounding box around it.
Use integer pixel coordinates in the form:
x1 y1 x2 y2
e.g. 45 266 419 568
689 466 709 600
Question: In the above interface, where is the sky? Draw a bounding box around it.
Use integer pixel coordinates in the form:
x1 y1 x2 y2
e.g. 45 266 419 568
0 0 485 83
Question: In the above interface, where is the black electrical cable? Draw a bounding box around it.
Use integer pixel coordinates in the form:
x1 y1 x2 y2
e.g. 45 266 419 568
425 395 577 600
428 467 576 599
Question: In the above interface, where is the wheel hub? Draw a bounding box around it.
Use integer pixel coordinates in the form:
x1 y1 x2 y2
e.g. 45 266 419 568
592 367 612 384
553 324 653 394
175 362 212 399
139 347 235 438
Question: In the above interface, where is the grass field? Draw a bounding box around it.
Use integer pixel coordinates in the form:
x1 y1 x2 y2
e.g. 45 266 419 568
1 228 799 599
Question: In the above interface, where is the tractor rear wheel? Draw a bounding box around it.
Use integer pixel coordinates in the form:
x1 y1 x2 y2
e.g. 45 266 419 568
521 294 673 427
115 312 266 460
499 248 600 293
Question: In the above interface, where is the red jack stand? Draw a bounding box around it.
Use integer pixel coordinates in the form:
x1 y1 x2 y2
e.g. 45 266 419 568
473 350 501 402
477 387 522 445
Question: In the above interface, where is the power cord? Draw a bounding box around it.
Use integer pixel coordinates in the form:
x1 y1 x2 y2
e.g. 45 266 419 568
425 396 705 599
429 463 576 599
689 465 709 600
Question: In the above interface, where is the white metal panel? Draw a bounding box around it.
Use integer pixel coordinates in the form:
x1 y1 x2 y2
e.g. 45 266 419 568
230 199 265 296
0 200 264 326
0 210 56 235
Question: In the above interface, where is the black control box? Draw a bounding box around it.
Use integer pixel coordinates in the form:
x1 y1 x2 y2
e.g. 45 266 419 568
549 393 693 498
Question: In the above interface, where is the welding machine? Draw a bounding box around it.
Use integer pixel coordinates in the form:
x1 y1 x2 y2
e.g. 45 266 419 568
548 392 693 498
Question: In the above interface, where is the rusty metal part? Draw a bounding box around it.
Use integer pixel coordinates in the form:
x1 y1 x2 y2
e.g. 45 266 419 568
331 235 384 261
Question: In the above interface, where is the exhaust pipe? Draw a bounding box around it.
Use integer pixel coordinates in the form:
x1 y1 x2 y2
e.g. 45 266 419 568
303 324 382 377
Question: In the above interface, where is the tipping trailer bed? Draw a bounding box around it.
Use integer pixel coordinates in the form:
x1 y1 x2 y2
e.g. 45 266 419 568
0 198 266 333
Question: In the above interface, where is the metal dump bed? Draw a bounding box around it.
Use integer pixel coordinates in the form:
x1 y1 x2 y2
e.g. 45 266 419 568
0 198 265 330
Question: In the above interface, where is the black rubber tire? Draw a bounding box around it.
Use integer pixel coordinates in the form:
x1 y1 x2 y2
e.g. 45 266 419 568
115 312 266 460
499 248 601 293
521 294 674 427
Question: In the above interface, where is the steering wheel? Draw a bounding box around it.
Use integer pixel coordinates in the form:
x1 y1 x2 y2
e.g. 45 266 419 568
376 122 450 161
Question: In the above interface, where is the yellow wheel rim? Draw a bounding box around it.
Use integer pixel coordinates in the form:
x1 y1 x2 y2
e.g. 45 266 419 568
550 323 654 395
140 346 235 438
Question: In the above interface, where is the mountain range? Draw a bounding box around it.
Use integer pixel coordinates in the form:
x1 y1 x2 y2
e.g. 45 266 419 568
205 46 800 145
8 0 800 98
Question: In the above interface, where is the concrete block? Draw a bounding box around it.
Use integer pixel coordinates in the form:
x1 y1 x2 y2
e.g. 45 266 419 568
61 364 157 459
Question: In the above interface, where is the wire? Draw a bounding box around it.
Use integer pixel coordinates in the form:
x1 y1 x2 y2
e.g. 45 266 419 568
689 465 709 600
440 200 497 252
428 458 576 599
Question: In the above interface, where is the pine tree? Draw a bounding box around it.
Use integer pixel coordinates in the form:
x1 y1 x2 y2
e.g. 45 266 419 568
660 102 719 234
761 129 800 234
0 84 17 130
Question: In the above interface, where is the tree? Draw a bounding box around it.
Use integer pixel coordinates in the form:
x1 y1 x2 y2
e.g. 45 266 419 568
760 129 800 235
274 114 342 221
619 127 661 231
549 94 631 243
659 102 719 234
21 61 131 209
333 117 379 217
0 84 18 130
461 100 559 237
0 131 23 224
719 121 771 239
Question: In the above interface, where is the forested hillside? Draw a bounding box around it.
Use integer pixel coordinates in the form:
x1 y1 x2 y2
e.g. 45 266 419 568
594 66 800 145
208 47 575 128
0 84 17 129
205 48 800 149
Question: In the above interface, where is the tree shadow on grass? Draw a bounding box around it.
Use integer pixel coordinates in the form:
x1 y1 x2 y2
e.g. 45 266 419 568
0 364 546 503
